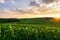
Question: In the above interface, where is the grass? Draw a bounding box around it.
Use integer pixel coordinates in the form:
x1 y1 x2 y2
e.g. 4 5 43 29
1 18 60 40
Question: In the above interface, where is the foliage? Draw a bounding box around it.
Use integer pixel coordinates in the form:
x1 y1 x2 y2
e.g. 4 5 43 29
1 23 60 40
1 18 60 40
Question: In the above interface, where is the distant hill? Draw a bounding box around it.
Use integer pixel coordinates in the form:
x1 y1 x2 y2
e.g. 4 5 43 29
0 17 53 23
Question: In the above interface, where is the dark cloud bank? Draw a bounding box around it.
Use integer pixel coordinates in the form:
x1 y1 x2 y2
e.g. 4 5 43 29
42 0 59 4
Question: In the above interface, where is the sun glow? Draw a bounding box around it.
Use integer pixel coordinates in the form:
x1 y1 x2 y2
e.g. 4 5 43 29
52 17 60 22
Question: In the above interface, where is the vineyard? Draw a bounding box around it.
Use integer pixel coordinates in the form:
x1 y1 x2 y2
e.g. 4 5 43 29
1 18 60 40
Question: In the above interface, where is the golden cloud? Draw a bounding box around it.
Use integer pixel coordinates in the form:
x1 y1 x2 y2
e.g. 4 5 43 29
0 7 60 18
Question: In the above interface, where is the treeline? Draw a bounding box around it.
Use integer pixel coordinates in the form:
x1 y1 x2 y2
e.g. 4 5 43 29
0 18 52 23
0 18 19 23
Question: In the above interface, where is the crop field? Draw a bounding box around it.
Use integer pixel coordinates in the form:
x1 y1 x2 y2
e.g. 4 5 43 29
1 18 60 40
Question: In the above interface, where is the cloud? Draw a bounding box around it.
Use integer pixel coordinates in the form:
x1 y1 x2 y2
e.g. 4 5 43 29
0 8 60 18
0 0 5 3
38 0 60 11
10 0 15 5
0 8 42 18
0 0 60 18
42 0 59 4
0 8 34 18
30 0 60 9
0 0 15 5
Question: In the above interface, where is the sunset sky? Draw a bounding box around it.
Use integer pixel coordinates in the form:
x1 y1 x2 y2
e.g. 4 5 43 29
0 0 60 18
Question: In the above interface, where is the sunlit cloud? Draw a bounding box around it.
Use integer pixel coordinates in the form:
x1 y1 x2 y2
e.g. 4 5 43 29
0 0 5 3
0 0 60 18
0 7 60 18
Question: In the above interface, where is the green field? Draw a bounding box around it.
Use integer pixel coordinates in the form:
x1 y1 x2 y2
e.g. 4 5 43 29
1 18 60 40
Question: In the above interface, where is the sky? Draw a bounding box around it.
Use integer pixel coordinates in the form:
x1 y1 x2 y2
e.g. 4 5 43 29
0 0 60 18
